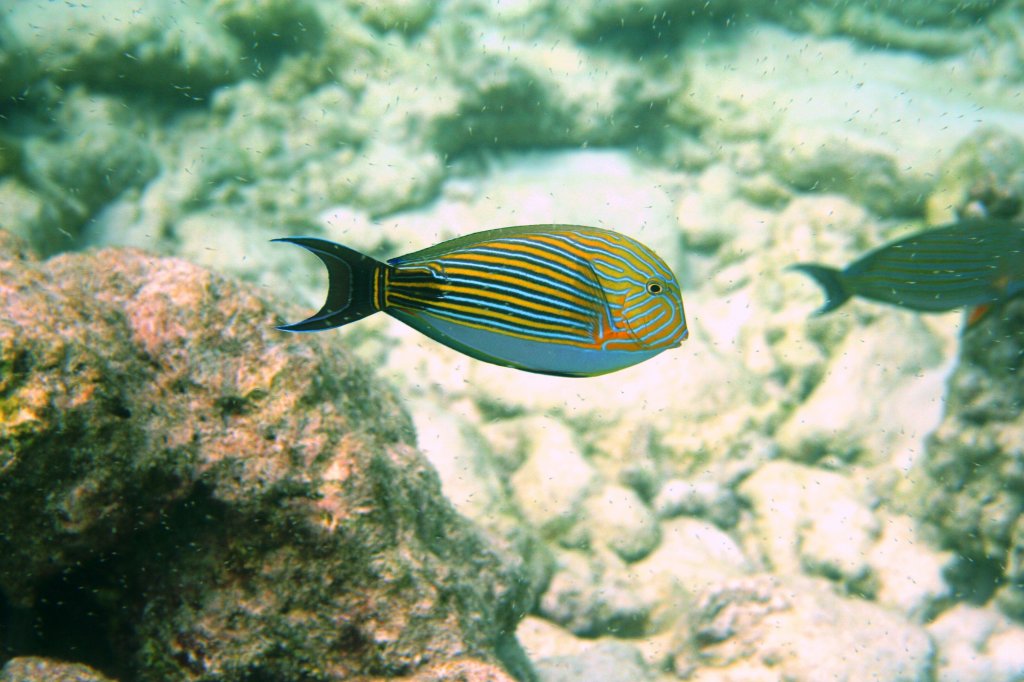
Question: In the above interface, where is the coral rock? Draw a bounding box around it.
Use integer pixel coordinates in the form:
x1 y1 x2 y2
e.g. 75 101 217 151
0 234 529 680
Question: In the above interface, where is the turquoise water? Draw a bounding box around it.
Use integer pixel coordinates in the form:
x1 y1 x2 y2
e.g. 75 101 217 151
1 1 1023 680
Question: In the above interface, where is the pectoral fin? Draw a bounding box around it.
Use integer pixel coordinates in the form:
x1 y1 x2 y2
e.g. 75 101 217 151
966 303 992 328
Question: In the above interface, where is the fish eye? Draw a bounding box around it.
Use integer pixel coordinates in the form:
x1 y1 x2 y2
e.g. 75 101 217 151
646 280 664 295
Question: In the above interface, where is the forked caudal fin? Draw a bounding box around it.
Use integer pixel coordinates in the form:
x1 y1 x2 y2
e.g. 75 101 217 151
788 263 852 316
272 237 386 332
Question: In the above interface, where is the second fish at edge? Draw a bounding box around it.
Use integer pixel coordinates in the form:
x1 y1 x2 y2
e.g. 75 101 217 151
790 218 1024 321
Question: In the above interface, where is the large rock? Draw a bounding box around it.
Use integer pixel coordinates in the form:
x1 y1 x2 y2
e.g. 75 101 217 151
775 313 954 465
0 658 115 682
683 25 1024 217
868 514 952 621
0 17 32 101
768 125 930 216
0 232 530 680
509 419 597 534
738 460 879 587
673 575 934 681
532 641 654 682
18 91 160 252
925 125 1024 223
917 296 1024 619
427 26 672 155
927 604 1024 682
5 1 243 96
628 518 754 632
744 0 1005 57
537 550 650 638
581 484 660 563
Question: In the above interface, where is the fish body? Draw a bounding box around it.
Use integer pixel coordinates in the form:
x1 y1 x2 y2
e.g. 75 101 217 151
790 219 1024 316
275 225 688 377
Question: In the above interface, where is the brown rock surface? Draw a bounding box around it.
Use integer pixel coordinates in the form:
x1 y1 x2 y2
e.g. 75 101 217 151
0 232 531 680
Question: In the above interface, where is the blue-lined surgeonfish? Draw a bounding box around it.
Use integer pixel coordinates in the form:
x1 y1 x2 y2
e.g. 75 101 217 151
789 218 1024 324
274 225 689 377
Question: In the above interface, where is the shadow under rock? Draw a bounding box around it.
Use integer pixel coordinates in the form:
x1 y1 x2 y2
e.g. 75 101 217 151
0 482 226 682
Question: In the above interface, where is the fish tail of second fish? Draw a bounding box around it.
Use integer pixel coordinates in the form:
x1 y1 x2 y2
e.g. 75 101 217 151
272 237 388 332
788 263 852 316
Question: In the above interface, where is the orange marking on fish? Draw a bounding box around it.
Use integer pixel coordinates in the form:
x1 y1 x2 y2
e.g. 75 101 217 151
966 304 991 327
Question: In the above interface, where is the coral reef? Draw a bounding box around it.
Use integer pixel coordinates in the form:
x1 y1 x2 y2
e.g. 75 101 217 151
2 0 1024 679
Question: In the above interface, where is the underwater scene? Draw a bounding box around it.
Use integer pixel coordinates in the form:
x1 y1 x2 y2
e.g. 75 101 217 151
1 0 1023 680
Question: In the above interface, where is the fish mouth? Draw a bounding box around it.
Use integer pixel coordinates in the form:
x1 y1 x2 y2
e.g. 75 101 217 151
627 322 688 351
664 324 689 348
629 310 689 350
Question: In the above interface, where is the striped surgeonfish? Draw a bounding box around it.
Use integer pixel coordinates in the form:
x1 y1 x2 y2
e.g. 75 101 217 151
790 218 1024 322
274 225 688 377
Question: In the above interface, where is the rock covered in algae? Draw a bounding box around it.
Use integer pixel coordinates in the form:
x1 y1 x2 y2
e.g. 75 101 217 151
918 296 1024 620
0 231 530 681
0 657 116 682
4 0 243 96
925 125 1024 223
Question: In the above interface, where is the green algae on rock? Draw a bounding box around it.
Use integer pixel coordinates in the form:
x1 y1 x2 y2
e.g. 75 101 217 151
0 657 116 682
918 296 1024 620
5 0 243 96
926 125 1024 224
0 232 531 681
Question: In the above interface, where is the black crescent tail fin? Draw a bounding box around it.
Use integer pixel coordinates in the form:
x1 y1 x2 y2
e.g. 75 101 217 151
788 263 851 316
273 237 386 332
